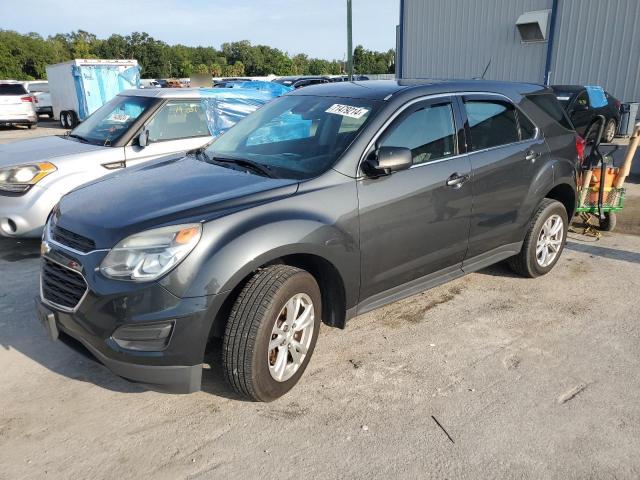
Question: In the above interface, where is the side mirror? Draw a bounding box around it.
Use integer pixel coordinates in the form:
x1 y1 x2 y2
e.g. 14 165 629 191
138 129 149 147
363 146 412 177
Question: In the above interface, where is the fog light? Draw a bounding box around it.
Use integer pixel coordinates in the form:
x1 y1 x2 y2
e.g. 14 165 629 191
112 321 174 351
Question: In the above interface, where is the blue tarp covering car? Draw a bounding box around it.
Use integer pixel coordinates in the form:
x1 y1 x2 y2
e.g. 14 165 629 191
199 82 293 137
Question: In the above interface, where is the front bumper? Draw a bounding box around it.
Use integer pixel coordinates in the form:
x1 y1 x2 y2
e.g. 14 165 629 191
0 184 62 237
36 243 225 393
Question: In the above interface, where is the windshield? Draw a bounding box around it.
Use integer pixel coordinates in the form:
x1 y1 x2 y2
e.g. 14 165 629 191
69 95 155 146
205 95 378 179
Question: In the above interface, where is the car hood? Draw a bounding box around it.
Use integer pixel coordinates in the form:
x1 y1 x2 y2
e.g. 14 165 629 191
0 135 106 168
56 156 299 248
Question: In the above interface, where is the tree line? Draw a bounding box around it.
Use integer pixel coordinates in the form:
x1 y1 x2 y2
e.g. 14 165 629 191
0 30 395 80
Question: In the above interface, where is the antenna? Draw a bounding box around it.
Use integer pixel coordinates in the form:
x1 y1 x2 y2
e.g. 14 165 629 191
480 58 492 80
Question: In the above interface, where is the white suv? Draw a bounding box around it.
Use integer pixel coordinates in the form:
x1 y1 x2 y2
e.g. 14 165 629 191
0 83 38 129
23 81 53 118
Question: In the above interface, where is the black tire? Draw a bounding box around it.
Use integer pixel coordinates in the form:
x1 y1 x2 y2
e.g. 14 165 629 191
602 119 617 143
223 265 321 402
508 199 568 278
59 111 68 128
67 110 78 128
598 212 617 232
28 123 37 130
584 122 599 144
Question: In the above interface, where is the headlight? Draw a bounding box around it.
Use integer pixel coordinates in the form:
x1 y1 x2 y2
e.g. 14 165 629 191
0 162 57 193
100 224 202 281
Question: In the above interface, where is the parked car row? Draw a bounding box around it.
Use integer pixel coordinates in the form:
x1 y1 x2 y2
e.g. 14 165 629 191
4 79 583 401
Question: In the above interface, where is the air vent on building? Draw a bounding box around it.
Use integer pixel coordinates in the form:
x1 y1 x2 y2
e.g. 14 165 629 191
516 9 551 43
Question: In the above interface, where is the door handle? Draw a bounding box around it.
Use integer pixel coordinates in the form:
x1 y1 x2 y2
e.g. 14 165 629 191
446 173 469 188
525 150 540 162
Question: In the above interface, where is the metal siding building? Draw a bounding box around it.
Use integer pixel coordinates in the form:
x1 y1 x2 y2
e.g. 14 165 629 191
399 0 640 102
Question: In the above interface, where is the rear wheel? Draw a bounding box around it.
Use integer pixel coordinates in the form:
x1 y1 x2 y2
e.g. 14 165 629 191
222 265 321 402
27 123 37 130
67 110 78 128
602 119 617 143
59 111 68 128
508 199 568 278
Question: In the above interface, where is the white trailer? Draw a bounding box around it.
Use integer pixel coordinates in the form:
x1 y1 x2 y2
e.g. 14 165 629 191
45 59 140 128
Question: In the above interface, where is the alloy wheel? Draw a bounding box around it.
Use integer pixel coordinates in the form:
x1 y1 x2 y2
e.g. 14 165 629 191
536 214 564 267
268 293 315 382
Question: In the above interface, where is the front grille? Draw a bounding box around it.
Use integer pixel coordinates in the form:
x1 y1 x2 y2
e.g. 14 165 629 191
41 258 88 310
51 226 96 253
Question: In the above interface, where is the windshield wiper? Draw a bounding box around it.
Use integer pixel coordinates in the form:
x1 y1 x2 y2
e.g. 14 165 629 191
210 156 278 179
67 133 90 144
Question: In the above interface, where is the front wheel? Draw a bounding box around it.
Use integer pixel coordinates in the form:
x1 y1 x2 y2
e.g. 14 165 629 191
223 265 321 401
508 199 568 278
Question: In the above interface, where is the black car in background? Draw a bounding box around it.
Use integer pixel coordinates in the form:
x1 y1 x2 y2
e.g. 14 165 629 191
272 76 331 89
551 85 621 142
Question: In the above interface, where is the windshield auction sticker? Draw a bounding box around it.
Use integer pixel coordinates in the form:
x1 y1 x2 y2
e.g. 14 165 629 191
325 104 369 119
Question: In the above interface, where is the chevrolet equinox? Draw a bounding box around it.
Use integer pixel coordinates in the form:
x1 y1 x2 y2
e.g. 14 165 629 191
36 80 580 401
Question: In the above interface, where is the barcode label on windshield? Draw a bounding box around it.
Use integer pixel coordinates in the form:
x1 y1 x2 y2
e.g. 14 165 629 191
325 104 369 119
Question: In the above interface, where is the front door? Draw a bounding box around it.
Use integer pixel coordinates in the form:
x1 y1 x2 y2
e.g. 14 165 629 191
124 100 212 167
358 98 472 301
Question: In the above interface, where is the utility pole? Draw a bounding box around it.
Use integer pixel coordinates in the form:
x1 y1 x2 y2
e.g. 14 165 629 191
347 0 353 81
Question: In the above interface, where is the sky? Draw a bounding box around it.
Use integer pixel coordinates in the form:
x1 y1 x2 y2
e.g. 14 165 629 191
0 0 400 59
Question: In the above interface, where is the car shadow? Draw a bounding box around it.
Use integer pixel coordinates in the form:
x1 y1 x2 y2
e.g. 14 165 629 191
0 237 247 400
565 240 640 265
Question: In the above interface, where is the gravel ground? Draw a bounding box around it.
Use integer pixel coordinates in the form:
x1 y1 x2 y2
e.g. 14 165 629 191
1 123 640 479
0 120 67 143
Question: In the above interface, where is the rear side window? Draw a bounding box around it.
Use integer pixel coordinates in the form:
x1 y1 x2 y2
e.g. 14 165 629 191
464 101 519 151
0 84 28 95
517 111 537 140
381 102 456 165
526 94 573 131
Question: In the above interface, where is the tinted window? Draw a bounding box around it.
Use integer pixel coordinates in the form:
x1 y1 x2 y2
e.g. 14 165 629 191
517 111 537 140
381 102 456 165
147 100 209 143
0 84 27 95
526 94 574 131
465 101 519 150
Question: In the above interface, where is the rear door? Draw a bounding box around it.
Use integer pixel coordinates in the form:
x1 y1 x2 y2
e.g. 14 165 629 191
460 94 547 260
125 100 212 167
358 97 472 301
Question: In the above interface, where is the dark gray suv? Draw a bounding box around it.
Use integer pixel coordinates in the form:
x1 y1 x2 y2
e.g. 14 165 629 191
36 80 580 401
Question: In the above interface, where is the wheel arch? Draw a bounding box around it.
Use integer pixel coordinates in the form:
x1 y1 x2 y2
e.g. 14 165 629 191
207 250 349 340
545 182 577 218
